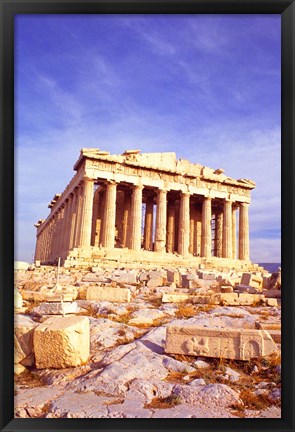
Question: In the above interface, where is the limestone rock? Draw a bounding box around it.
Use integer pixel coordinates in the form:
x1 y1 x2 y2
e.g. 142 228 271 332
14 314 38 366
86 286 131 302
241 273 263 290
34 316 90 369
14 290 23 309
31 302 78 316
269 272 281 290
173 383 242 407
165 324 278 360
14 261 30 271
128 308 166 326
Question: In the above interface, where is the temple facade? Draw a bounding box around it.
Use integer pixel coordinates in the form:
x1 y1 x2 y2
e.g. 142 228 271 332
34 149 256 268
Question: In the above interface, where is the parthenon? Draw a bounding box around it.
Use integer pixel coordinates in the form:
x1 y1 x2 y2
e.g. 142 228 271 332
34 149 256 268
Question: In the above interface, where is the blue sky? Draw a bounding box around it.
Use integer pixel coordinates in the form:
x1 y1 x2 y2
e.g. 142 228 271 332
15 14 281 263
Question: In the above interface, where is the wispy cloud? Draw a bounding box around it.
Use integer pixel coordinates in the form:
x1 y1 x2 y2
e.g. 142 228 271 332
15 14 281 263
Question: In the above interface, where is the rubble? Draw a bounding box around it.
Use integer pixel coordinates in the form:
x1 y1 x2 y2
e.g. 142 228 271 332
14 264 281 419
34 316 90 368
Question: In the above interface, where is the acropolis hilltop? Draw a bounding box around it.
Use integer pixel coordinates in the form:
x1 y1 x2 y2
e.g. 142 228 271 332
34 149 256 269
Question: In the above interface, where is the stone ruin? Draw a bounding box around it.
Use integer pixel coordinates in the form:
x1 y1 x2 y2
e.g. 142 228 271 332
34 149 256 270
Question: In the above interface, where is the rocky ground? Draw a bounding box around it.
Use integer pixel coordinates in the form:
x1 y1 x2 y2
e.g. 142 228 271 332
14 264 281 419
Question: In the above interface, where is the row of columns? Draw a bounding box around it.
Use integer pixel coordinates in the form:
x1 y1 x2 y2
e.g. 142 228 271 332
35 177 250 263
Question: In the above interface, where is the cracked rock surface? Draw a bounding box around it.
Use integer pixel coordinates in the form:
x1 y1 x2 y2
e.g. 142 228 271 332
14 266 281 418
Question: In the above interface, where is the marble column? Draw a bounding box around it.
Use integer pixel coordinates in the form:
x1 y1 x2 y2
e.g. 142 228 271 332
166 201 175 253
195 208 202 257
222 200 232 258
215 211 223 257
189 204 196 255
115 190 125 247
73 184 84 248
78 178 94 247
51 213 60 260
91 188 100 246
69 188 79 250
201 197 212 257
155 189 167 253
101 181 117 248
121 191 131 248
63 194 74 257
56 206 65 259
60 200 71 258
239 202 250 260
232 207 237 259
178 192 190 256
174 200 180 253
128 184 143 251
97 189 106 247
144 196 154 251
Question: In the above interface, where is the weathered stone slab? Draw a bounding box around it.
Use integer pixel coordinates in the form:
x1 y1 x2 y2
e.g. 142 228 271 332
241 273 263 290
34 316 90 369
264 298 278 307
265 289 281 298
111 270 137 284
31 302 78 316
162 293 191 303
220 293 240 305
220 286 233 293
147 276 164 288
14 315 38 366
86 286 131 302
14 261 30 271
21 291 75 302
166 270 181 287
197 271 216 280
220 293 265 306
165 325 278 360
269 272 281 290
237 293 265 305
14 290 23 309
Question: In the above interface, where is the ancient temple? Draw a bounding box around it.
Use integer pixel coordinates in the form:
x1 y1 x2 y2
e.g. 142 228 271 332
34 149 256 268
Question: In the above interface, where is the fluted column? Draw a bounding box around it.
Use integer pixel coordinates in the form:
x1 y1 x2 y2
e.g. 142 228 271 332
239 202 250 260
51 213 59 260
166 201 175 253
128 184 143 251
48 219 55 261
144 196 154 251
215 211 223 257
155 189 167 253
189 204 196 255
222 200 232 258
115 190 125 247
121 191 131 248
201 197 212 257
73 184 84 247
101 181 117 248
178 192 190 256
232 207 237 259
78 178 94 247
56 207 65 259
69 188 78 250
59 203 69 257
91 188 100 246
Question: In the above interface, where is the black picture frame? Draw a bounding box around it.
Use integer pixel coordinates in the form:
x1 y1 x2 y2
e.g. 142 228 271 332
0 0 294 431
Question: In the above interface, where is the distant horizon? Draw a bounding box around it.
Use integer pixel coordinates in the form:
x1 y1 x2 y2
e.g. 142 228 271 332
15 14 281 263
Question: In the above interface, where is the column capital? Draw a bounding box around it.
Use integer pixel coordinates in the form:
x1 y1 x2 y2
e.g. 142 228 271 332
105 179 117 185
158 188 168 194
134 183 144 191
